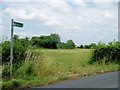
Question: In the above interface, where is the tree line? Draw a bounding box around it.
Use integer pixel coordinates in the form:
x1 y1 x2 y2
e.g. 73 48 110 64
2 33 75 64
77 43 97 49
2 33 120 64
31 33 75 49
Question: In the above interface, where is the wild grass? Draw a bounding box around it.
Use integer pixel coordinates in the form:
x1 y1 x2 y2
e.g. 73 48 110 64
2 49 119 89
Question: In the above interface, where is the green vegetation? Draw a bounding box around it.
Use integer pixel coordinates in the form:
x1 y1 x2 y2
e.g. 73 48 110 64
1 33 120 89
57 40 75 49
90 42 120 64
2 35 28 64
31 33 75 49
2 49 119 89
31 33 60 49
2 33 76 64
77 43 97 49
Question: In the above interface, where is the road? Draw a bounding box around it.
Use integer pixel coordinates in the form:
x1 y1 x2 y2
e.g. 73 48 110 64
26 71 119 89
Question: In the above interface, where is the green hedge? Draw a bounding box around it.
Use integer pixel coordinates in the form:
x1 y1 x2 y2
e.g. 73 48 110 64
89 42 120 64
2 41 27 64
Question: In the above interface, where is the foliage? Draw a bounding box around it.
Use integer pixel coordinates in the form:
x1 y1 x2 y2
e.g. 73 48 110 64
2 78 25 90
84 45 91 49
77 43 96 49
57 40 75 49
31 33 60 49
2 33 119 89
57 42 66 49
31 34 76 49
2 33 76 64
2 64 10 79
66 40 75 49
90 43 97 49
2 49 119 89
14 61 34 80
89 41 120 64
79 45 84 48
2 35 28 64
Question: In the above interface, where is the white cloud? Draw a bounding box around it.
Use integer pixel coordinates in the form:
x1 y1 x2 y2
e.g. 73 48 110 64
4 8 37 20
3 0 119 2
92 0 119 2
103 10 114 18
2 0 118 45
48 0 72 13
44 19 61 26
74 0 86 8
14 31 50 38
2 0 29 2
64 26 82 30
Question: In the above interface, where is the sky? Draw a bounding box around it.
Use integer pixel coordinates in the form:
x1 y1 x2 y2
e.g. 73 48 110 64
0 0 119 45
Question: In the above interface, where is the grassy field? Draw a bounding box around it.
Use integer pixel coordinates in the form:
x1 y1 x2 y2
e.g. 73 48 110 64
34 49 118 77
2 49 119 89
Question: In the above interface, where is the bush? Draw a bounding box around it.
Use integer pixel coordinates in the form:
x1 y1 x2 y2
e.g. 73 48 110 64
89 42 120 64
2 64 10 79
2 40 27 64
14 61 33 80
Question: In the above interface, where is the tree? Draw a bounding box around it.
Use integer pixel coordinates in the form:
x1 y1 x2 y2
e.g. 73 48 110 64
30 33 60 49
30 33 76 49
90 43 96 49
31 37 39 47
50 33 60 44
66 40 75 49
84 45 90 49
57 42 66 49
79 45 84 48
49 33 60 49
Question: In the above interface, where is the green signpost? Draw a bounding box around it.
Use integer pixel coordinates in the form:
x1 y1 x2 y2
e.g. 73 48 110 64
10 19 23 77
13 21 23 28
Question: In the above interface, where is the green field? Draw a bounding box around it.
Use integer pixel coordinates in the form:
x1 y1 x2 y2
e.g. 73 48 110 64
2 49 119 89
34 49 92 77
34 49 118 77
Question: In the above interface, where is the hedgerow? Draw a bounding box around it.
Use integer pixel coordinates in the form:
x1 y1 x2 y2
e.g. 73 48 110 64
89 42 120 64
2 41 27 64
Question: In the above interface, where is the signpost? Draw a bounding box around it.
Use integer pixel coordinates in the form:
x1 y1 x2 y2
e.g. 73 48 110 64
10 19 23 77
13 21 23 28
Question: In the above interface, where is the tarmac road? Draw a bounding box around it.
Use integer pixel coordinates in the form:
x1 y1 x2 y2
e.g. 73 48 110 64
38 71 119 88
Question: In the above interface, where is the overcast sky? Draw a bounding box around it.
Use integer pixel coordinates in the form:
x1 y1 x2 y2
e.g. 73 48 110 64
1 0 119 45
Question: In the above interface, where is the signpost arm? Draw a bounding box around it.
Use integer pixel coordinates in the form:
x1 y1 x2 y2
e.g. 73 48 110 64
10 19 14 77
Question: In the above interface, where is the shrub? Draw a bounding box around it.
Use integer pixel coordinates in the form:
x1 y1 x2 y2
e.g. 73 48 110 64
14 61 33 80
89 42 120 64
2 64 10 79
2 40 27 64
